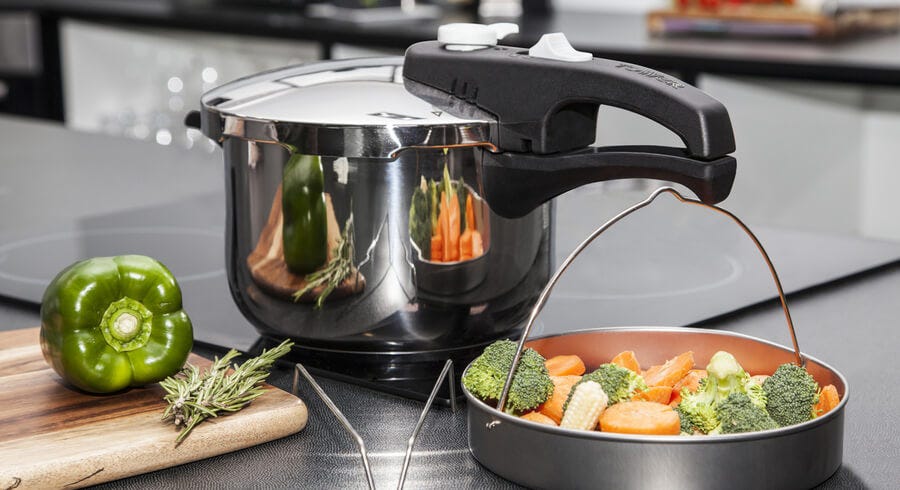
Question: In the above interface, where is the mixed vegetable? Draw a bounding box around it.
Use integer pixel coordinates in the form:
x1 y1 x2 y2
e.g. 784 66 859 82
463 340 841 436
409 164 484 263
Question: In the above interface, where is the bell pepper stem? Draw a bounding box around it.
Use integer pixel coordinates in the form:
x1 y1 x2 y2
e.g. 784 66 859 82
100 297 153 352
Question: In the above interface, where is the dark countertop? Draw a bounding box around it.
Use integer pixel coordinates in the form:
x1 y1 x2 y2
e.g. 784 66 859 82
0 116 898 488
3 1 900 85
1 262 897 488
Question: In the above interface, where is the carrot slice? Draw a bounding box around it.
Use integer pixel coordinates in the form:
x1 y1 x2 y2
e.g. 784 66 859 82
537 375 582 424
545 355 586 377
643 351 694 388
521 411 558 426
814 384 840 417
599 401 681 435
632 386 673 404
669 369 707 406
610 350 641 374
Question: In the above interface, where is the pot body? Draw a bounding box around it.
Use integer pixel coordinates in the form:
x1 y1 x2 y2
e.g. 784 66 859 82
465 327 847 490
223 137 551 359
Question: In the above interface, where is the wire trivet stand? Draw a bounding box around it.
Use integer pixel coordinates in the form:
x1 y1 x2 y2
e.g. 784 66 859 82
292 360 458 489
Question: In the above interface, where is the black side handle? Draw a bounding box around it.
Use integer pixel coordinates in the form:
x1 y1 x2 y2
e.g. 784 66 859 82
479 146 736 219
185 110 202 130
404 41 735 158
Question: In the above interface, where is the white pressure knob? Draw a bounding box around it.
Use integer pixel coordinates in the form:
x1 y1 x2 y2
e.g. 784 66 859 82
528 33 592 62
437 23 519 52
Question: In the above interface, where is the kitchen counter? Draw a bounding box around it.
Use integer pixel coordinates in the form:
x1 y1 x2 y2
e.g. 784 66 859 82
0 116 899 488
1 262 897 488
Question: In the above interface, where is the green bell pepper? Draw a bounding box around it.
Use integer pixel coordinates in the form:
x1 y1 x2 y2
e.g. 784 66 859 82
282 152 328 274
39 255 193 394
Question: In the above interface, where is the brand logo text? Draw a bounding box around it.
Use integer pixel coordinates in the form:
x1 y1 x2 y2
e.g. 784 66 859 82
615 64 685 89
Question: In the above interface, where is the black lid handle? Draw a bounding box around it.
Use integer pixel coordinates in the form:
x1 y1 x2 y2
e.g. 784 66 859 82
404 40 735 158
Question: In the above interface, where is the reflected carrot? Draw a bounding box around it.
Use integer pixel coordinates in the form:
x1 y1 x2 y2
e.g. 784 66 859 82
471 230 484 257
431 234 443 262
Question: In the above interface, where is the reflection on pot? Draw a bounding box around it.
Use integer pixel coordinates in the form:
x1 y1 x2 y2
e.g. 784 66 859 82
409 163 488 263
246 155 366 307
409 160 492 295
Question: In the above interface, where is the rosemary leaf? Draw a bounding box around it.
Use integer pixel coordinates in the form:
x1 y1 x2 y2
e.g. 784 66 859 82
161 339 294 444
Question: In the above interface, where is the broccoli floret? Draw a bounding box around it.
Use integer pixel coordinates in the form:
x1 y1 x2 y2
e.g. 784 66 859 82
713 392 778 434
762 363 819 427
564 363 646 411
674 404 693 434
675 351 764 434
462 340 553 414
675 382 719 434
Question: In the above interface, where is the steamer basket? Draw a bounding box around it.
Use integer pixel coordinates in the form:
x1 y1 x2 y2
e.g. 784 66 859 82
462 187 849 490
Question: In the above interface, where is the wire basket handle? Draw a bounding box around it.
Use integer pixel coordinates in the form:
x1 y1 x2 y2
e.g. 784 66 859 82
496 186 803 412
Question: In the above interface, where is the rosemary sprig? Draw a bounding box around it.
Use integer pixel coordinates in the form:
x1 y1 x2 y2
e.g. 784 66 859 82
160 339 294 444
292 214 355 309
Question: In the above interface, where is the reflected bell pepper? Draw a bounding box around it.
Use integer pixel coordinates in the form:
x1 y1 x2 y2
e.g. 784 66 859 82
282 152 328 274
39 255 193 393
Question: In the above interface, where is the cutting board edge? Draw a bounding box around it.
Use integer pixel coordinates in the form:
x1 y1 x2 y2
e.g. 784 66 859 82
0 397 308 489
0 327 310 489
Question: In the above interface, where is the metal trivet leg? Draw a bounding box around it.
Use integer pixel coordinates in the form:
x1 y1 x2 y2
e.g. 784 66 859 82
292 363 376 490
397 359 457 490
292 360 459 490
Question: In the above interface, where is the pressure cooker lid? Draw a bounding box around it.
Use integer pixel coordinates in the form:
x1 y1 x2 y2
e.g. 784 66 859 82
198 57 493 158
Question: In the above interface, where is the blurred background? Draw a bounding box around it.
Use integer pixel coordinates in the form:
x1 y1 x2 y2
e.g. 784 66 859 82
2 0 900 243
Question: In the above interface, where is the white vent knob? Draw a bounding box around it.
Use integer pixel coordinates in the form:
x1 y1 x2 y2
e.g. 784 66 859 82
528 33 592 62
437 23 519 52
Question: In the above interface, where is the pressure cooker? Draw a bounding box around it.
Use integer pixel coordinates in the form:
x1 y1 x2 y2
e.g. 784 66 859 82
192 24 737 397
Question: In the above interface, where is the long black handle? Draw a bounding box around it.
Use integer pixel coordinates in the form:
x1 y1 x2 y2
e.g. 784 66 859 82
404 41 735 158
479 146 736 219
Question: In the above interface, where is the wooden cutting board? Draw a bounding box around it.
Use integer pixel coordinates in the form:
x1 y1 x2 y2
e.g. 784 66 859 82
0 328 308 489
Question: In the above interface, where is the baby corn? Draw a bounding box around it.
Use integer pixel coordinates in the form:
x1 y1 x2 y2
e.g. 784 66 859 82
560 381 609 431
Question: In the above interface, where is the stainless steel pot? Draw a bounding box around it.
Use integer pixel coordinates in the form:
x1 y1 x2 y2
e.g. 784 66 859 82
193 26 739 393
196 58 550 378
